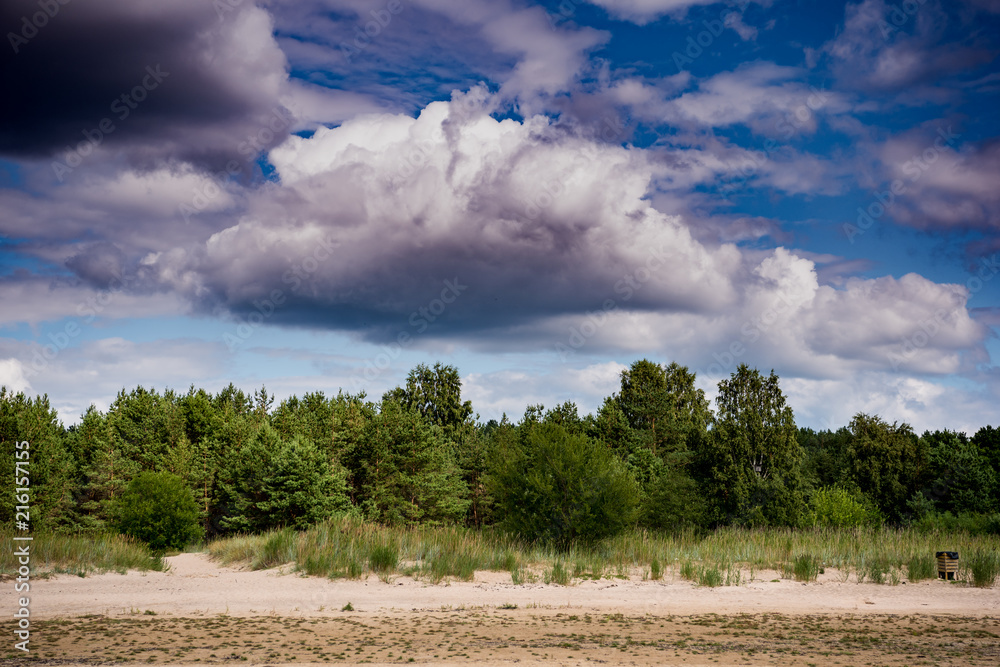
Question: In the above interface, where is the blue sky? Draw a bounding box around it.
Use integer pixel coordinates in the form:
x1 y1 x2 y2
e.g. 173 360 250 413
1 0 998 432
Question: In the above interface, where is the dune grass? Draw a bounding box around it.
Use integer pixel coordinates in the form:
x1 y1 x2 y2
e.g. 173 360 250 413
7 518 995 585
206 514 999 587
966 549 1000 588
0 531 164 577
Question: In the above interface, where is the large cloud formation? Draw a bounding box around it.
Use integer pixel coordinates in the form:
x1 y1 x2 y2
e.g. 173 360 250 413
128 90 988 382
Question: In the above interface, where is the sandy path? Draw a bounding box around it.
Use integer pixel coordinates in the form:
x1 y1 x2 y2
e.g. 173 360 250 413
12 552 1000 618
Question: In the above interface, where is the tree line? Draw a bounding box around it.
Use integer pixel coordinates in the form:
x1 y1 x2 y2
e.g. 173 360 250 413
2 360 998 546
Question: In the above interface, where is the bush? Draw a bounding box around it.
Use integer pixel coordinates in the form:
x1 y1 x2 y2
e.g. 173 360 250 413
640 466 707 533
807 486 880 528
113 471 203 551
489 423 639 547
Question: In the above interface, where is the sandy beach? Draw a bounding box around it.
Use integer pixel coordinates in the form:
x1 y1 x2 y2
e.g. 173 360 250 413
3 553 998 666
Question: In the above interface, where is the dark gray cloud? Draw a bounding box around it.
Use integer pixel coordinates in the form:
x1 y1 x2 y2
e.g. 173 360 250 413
1 0 290 169
64 241 125 286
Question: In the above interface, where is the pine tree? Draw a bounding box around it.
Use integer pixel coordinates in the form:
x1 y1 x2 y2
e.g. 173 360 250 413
0 388 76 530
344 399 468 525
216 424 350 532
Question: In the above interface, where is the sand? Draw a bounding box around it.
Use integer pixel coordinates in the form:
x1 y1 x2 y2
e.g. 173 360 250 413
3 553 999 666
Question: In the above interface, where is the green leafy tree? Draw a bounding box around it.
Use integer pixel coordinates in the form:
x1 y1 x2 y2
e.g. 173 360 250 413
542 401 585 434
66 405 116 529
697 365 805 526
489 422 639 546
179 387 219 447
106 387 188 475
639 465 706 533
113 471 203 550
453 421 499 527
846 413 924 522
384 363 472 437
587 397 637 458
972 425 1000 509
272 391 340 455
798 426 853 489
918 430 996 516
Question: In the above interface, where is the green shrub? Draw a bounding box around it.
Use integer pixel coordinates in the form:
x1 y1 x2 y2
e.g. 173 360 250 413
650 558 662 581
807 487 879 528
489 423 639 547
113 471 203 551
640 466 707 533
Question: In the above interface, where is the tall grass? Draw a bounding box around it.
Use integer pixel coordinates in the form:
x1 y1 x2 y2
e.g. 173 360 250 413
0 531 164 576
210 515 530 583
906 553 936 582
14 520 992 586
792 554 821 582
966 550 1000 588
206 516 999 587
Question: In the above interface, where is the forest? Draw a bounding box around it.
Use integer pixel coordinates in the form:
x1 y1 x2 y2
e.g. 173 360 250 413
2 360 999 550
